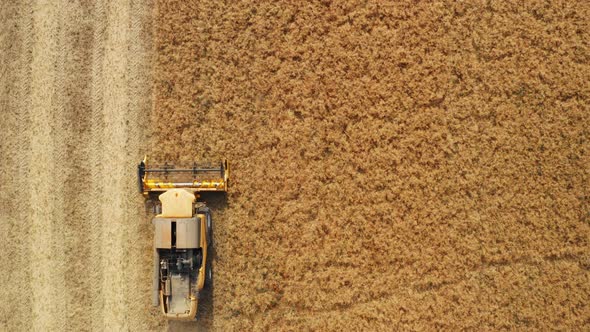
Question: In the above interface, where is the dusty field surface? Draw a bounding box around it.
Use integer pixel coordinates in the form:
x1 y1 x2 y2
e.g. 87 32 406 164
0 0 163 330
1 0 589 331
153 0 590 331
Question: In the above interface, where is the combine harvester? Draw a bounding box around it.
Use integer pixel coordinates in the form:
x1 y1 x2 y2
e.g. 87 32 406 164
137 157 228 320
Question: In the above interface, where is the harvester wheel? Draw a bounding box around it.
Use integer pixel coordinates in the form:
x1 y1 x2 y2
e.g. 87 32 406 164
205 251 213 287
206 213 213 248
206 262 212 283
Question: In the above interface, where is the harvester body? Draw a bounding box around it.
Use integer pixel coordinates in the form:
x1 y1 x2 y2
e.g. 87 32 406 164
138 157 228 320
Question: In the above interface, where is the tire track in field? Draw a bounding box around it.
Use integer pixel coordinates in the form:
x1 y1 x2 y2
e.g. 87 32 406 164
0 2 33 331
97 0 156 330
88 1 108 329
29 0 67 329
59 1 95 329
125 0 157 329
98 1 132 328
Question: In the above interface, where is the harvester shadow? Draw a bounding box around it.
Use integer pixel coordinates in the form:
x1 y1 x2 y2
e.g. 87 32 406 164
167 192 226 331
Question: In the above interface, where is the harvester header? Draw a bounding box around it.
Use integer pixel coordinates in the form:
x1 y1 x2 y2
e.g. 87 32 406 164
138 156 229 196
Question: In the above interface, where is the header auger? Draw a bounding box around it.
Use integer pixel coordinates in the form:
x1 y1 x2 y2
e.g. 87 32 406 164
138 156 229 195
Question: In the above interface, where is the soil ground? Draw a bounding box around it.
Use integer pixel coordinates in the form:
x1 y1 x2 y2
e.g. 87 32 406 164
1 0 589 331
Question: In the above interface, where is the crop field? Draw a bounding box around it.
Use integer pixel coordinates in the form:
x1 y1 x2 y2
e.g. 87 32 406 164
1 0 589 331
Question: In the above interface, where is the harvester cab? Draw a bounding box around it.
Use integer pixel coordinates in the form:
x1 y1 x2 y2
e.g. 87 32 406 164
138 156 228 320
